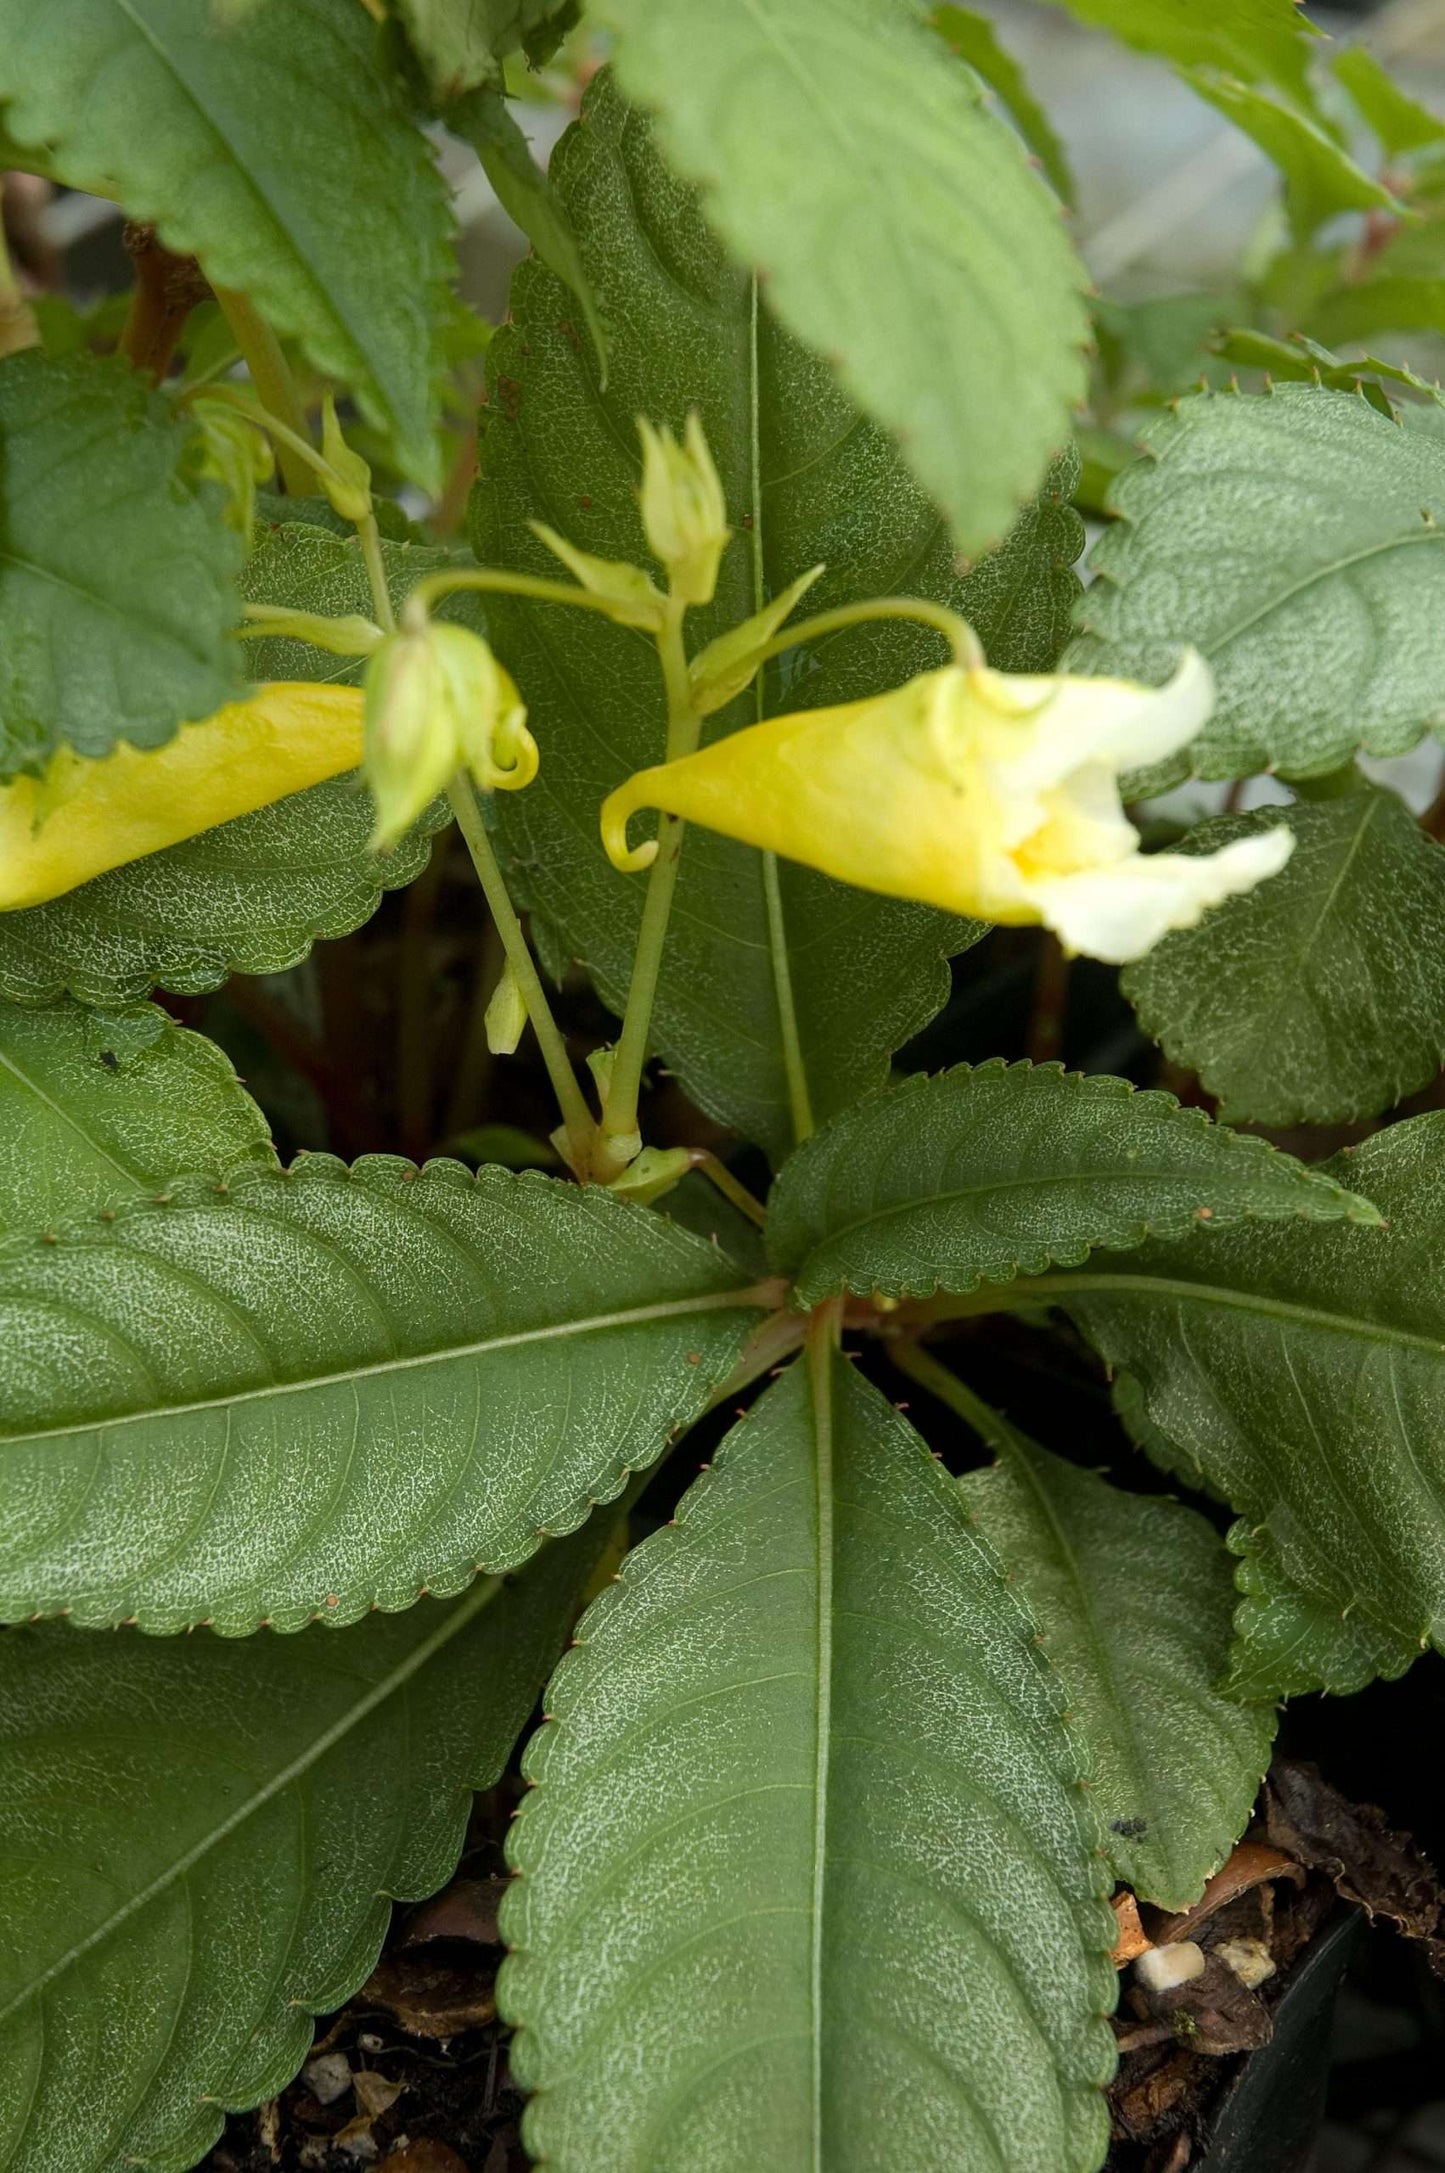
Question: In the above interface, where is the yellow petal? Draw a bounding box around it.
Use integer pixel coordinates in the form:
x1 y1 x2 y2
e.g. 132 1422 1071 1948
601 668 988 906
0 683 364 910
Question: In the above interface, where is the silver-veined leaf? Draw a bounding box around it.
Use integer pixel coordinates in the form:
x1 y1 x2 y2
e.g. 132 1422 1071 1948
1122 788 1445 1126
960 1409 1276 1910
0 1157 769 1633
502 1352 1117 2171
1070 386 1445 786
0 1519 605 2173
0 997 273 1238
767 1061 1375 1306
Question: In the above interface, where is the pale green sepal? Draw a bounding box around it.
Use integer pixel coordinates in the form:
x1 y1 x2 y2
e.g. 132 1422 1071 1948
687 563 826 717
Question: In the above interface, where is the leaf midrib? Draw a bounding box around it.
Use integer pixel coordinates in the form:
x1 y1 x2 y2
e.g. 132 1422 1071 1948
980 1270 1445 1359
1195 505 1445 660
0 1568 504 2025
789 1153 1350 1283
2 1283 765 1450
109 0 376 393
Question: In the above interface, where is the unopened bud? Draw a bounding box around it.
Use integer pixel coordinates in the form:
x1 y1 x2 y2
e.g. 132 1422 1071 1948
484 958 528 1055
320 392 373 524
363 619 538 851
363 629 451 850
637 413 728 605
530 523 667 632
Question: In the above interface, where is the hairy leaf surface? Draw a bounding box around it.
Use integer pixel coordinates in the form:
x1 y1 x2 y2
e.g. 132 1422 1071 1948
0 999 272 1238
1070 387 1445 785
503 1353 1117 2171
0 1523 603 2173
0 353 241 780
592 0 1087 557
0 780 445 1008
0 1159 767 1633
962 1418 1276 1909
475 76 1082 1159
768 1062 1373 1306
1124 789 1445 1125
0 0 452 484
1056 1115 1445 1696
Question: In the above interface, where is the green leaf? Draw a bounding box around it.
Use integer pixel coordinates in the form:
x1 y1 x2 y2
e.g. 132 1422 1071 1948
590 0 1089 558
1123 789 1445 1126
475 76 1081 1161
502 1353 1117 2171
0 1519 604 2173
1311 274 1445 350
242 518 484 684
1070 386 1445 786
0 351 242 781
0 1157 767 1634
397 0 576 91
1213 327 1445 413
767 1061 1375 1308
1185 71 1399 239
961 1415 1276 1910
447 87 607 381
1056 1112 1445 1697
0 0 453 487
930 4 1075 205
1031 0 1319 105
0 777 446 1008
0 997 273 1239
1333 45 1445 158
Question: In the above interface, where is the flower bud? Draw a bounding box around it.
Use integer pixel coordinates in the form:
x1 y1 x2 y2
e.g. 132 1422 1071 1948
484 958 528 1056
530 522 667 631
363 628 452 850
637 413 729 605
320 391 373 524
364 620 538 850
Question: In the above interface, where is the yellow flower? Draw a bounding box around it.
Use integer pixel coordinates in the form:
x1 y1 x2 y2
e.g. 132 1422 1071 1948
364 620 537 850
0 683 363 911
600 649 1294 964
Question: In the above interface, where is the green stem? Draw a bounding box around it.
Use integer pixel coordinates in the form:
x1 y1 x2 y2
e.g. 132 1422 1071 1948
348 485 594 1172
886 1339 1015 1455
447 775 597 1171
748 597 985 676
358 513 394 634
0 219 38 358
762 850 814 1143
198 382 359 511
691 1151 768 1230
214 289 313 496
403 564 635 627
596 601 697 1174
